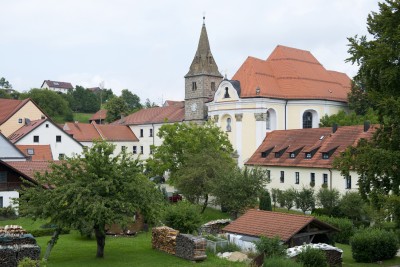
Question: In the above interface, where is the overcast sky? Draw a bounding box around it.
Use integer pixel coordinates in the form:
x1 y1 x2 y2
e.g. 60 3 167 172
1 0 380 105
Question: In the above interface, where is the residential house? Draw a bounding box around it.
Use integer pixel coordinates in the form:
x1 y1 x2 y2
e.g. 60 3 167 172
223 209 338 251
63 122 139 155
8 118 83 160
89 109 107 124
0 132 26 162
0 98 46 137
112 102 184 160
16 145 53 161
245 123 375 194
41 80 73 93
0 160 52 208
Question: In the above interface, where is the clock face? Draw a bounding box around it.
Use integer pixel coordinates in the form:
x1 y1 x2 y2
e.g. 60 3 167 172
191 103 197 112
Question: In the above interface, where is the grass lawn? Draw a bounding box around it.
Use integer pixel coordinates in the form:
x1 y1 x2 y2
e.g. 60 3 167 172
200 207 231 223
73 112 94 123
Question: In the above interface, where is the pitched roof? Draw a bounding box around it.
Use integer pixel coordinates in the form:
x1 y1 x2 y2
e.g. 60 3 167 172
89 109 107 121
16 145 53 161
4 160 55 183
222 209 337 242
8 119 46 143
0 99 30 125
64 122 138 142
232 45 351 102
246 124 375 168
112 103 185 125
42 80 73 90
185 21 222 78
0 131 27 160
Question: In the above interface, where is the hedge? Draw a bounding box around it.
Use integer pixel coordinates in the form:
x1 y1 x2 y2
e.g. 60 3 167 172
316 215 354 244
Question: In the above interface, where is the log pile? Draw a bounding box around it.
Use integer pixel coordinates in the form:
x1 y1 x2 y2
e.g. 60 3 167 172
176 234 207 261
324 249 342 267
151 226 179 255
0 225 40 267
199 219 231 235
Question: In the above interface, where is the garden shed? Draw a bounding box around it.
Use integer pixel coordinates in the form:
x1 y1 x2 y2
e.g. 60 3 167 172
222 209 338 251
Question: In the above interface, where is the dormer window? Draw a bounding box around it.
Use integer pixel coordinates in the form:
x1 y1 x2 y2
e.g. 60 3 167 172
261 147 274 158
321 146 338 160
290 153 296 158
224 87 230 98
305 153 312 159
322 153 329 159
304 147 320 159
274 147 288 158
288 147 303 159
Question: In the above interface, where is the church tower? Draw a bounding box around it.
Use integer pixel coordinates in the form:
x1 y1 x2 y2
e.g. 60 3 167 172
185 17 223 122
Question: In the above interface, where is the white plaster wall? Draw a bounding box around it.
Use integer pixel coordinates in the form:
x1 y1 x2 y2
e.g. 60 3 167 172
0 191 19 208
15 121 83 159
228 234 257 253
0 137 25 160
129 123 165 160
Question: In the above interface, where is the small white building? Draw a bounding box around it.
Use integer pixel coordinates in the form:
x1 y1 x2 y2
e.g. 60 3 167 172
8 118 83 160
41 80 73 94
245 123 375 194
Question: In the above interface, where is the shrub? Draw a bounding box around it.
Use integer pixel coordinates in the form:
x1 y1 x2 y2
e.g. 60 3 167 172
316 188 340 216
263 257 303 267
296 246 327 267
316 215 354 244
216 242 240 253
17 257 39 267
0 206 17 219
259 190 272 211
254 236 287 258
30 228 70 237
163 201 201 233
350 228 398 263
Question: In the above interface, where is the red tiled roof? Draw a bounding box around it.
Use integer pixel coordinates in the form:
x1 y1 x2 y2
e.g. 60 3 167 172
64 122 138 142
6 160 55 182
223 209 337 242
232 45 351 102
8 119 46 143
42 80 73 90
89 109 107 121
16 145 53 161
164 100 184 107
246 125 375 168
112 103 185 125
0 99 30 125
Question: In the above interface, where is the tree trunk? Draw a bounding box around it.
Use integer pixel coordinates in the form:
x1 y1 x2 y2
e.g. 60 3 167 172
94 225 106 258
201 194 208 214
43 228 62 261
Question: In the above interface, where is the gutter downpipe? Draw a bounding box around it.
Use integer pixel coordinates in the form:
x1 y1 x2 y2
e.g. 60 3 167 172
329 168 333 190
284 99 288 130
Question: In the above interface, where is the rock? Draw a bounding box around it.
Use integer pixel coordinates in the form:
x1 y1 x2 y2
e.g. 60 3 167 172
227 251 248 262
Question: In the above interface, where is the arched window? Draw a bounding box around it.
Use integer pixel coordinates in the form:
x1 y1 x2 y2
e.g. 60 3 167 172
266 111 271 130
303 111 313 128
226 118 232 132
224 87 230 98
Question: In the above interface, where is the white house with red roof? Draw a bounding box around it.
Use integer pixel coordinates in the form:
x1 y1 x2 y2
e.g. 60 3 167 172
8 118 83 160
63 122 139 156
0 132 27 162
41 80 74 93
245 123 375 194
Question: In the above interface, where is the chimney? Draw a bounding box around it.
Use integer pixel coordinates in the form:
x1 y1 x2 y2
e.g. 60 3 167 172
332 123 338 133
25 118 31 125
364 121 370 132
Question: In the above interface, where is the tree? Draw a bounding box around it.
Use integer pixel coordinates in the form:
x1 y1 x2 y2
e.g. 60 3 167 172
295 187 315 214
144 98 158 108
271 188 280 210
0 77 12 89
104 96 130 123
213 167 270 218
68 86 100 113
316 188 341 216
19 88 73 122
277 188 297 211
146 121 234 213
18 141 164 258
338 191 367 223
0 90 10 99
319 109 378 127
259 189 272 211
121 89 142 112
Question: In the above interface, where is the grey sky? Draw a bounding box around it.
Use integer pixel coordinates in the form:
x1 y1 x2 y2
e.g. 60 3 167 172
1 0 379 105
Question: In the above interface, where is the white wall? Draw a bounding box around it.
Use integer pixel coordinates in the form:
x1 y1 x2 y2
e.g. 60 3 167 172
16 120 83 159
129 123 167 160
0 191 19 208
0 137 26 161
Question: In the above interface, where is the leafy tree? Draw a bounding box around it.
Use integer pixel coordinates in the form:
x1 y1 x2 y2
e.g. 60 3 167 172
147 121 234 213
295 187 315 214
271 188 280 210
104 96 130 123
0 90 11 99
213 167 270 218
316 188 341 216
338 191 366 223
254 236 287 258
19 88 73 122
277 188 297 211
163 201 202 233
319 109 378 127
94 88 115 105
144 98 158 108
0 77 12 89
68 86 100 113
121 89 142 111
259 189 272 211
347 82 371 115
18 141 164 258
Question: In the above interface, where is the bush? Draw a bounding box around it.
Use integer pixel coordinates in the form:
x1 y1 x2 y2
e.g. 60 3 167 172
254 236 287 258
263 257 303 267
259 190 272 211
163 201 201 233
30 228 70 237
316 215 354 244
0 206 17 219
17 257 39 267
350 228 399 263
216 242 240 253
296 246 327 267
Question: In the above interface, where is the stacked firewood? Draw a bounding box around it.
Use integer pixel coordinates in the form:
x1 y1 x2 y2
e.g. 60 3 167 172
0 225 40 266
199 219 231 235
324 249 342 267
176 234 207 261
151 226 179 255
